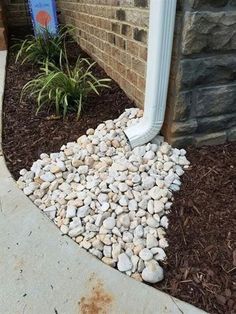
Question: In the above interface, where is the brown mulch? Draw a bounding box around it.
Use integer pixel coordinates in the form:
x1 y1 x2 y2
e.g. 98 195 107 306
2 39 236 314
2 42 134 179
157 143 236 314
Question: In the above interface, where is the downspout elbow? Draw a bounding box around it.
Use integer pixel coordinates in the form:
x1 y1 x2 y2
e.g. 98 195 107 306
124 0 177 149
124 118 163 149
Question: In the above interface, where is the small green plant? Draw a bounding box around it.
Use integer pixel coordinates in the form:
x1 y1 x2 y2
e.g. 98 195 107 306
21 55 111 119
14 25 73 65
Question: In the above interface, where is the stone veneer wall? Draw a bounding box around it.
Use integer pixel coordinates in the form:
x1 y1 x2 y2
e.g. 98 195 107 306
164 0 236 146
58 0 236 147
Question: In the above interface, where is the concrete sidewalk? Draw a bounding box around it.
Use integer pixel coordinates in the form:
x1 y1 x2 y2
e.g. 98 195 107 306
0 50 206 314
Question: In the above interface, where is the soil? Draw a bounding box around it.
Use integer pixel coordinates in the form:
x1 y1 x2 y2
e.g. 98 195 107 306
2 39 236 314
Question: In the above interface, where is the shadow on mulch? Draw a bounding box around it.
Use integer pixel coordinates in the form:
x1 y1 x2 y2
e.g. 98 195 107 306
2 39 236 314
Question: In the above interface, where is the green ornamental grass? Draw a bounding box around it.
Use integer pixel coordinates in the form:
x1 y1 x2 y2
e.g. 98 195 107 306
14 25 73 65
21 55 111 119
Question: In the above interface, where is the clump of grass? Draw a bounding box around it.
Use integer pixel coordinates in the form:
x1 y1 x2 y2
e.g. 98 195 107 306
14 25 73 65
21 53 111 119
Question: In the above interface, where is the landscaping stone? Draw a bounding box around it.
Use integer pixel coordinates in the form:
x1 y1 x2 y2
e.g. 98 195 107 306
17 108 189 284
117 253 132 272
141 260 164 284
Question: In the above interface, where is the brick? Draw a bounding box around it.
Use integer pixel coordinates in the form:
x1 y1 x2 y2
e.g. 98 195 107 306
121 24 132 37
133 28 147 43
134 0 148 7
139 45 147 61
111 22 121 34
126 40 140 57
114 60 127 77
126 69 138 86
107 32 116 44
116 9 126 21
0 28 7 50
137 76 146 91
115 35 126 50
131 57 146 77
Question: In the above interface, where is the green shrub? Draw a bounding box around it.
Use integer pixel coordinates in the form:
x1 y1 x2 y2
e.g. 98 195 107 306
14 26 73 65
22 56 111 119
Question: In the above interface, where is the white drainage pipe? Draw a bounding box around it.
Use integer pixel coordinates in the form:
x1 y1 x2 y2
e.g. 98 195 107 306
124 0 177 148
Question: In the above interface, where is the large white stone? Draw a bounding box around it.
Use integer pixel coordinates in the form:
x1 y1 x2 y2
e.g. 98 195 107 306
139 248 153 261
146 234 159 249
134 225 144 238
68 226 84 238
152 248 167 261
77 206 90 218
103 217 116 230
118 214 130 228
77 165 89 174
66 205 76 218
142 177 155 190
117 253 132 272
40 172 55 182
141 260 164 283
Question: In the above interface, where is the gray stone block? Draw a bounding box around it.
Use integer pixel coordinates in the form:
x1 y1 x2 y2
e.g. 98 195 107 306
227 126 236 140
172 92 193 122
197 113 236 133
195 84 236 117
180 55 236 89
171 119 198 135
169 135 194 148
188 0 230 10
195 131 227 146
182 11 236 55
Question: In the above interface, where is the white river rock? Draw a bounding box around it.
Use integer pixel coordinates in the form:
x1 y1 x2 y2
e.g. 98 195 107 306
18 108 189 284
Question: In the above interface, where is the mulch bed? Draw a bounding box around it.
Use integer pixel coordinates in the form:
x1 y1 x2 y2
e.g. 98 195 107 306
2 39 236 314
157 143 236 314
2 42 134 179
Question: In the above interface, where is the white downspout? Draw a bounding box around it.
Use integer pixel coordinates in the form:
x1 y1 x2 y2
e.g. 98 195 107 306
124 0 177 148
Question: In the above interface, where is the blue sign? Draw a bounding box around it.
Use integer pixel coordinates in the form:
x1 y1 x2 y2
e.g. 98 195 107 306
28 0 58 35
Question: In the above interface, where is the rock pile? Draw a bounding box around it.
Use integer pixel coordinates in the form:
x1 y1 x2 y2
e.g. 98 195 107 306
17 108 190 283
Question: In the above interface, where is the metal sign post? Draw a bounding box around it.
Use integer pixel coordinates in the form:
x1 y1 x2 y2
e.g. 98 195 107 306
28 0 58 35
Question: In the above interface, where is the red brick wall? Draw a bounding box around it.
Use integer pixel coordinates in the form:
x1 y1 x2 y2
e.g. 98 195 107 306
57 0 149 107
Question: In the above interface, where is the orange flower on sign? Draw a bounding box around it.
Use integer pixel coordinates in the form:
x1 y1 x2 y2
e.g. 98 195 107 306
36 10 51 27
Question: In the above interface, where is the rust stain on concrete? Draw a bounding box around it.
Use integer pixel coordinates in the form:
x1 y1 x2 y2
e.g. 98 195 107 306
78 278 113 314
